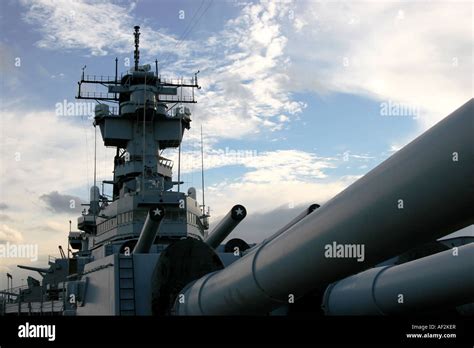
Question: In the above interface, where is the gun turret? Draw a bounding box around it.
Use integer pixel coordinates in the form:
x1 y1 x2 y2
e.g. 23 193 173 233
133 205 165 254
173 99 474 315
205 205 247 249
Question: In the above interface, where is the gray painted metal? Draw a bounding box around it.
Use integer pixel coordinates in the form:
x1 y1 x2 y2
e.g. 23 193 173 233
259 204 320 247
322 243 474 315
205 205 247 249
17 265 51 274
133 253 160 315
174 99 474 315
133 206 165 254
75 254 118 315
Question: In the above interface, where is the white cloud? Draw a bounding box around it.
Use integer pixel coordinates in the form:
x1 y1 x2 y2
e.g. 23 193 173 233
0 108 114 258
19 0 471 139
20 0 307 140
165 141 337 181
242 150 333 182
0 224 24 243
204 175 360 220
0 109 113 206
285 1 472 130
20 0 187 57
188 1 307 138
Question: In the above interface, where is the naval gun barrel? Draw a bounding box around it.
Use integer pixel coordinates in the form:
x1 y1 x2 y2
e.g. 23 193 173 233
322 243 474 315
205 205 247 249
17 265 51 274
173 99 474 315
133 205 165 254
266 203 320 242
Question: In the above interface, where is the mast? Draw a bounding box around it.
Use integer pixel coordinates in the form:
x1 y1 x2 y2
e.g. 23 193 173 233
133 25 140 71
200 125 205 215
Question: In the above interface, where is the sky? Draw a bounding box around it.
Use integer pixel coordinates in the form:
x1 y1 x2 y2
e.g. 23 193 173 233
0 0 472 289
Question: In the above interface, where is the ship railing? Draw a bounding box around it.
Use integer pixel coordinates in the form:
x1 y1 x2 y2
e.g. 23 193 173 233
79 88 195 103
158 94 196 103
3 297 64 315
81 74 198 86
79 91 117 99
0 284 29 303
82 74 118 84
1 283 66 315
159 76 197 86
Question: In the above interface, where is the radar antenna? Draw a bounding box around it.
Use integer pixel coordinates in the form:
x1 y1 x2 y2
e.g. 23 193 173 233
134 25 140 71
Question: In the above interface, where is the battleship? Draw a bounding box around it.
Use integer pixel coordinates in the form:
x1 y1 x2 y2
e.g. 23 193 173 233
0 26 473 316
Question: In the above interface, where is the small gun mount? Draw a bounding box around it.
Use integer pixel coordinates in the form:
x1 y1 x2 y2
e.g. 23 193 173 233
133 205 166 254
205 205 247 249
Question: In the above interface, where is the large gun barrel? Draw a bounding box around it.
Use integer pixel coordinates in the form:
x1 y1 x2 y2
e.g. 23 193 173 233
205 205 247 249
264 203 320 243
133 205 165 254
322 243 474 315
17 265 51 275
174 99 474 315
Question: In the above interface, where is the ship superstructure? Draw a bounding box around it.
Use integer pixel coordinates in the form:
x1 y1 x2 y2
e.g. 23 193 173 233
0 26 250 315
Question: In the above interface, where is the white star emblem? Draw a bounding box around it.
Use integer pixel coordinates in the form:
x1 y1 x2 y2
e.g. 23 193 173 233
153 208 162 216
235 207 243 216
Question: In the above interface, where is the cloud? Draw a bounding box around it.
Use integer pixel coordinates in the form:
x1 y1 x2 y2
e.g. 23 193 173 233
285 1 472 130
19 0 306 141
204 175 359 221
19 0 471 140
0 203 8 210
0 214 13 223
0 224 24 244
0 264 11 273
171 146 335 179
20 0 188 58
0 108 112 259
190 1 307 138
39 191 86 213
0 109 114 212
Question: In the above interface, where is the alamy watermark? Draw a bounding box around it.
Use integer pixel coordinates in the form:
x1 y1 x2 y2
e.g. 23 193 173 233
18 322 55 341
191 147 259 168
380 100 420 119
0 242 38 262
324 241 365 262
213 147 258 160
55 99 95 118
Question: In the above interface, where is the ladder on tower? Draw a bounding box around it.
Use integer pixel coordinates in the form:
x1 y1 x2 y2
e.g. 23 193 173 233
118 254 136 315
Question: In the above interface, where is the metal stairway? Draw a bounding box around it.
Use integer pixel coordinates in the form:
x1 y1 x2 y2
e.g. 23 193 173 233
118 255 136 315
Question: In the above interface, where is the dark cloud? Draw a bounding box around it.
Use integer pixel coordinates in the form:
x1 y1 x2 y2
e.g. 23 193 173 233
39 191 86 214
226 203 317 244
0 203 8 210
